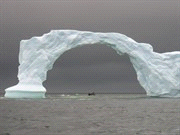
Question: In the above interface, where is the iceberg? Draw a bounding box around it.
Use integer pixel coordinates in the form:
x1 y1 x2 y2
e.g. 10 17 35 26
4 30 180 98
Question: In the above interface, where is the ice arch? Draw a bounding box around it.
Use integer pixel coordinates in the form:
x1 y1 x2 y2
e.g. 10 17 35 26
5 30 180 98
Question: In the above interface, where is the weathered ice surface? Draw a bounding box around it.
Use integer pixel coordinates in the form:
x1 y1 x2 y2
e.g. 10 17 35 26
5 30 180 98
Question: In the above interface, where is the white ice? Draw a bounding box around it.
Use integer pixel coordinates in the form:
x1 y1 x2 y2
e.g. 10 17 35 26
5 30 180 98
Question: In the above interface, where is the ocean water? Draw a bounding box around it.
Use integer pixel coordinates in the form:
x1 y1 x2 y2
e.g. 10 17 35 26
46 93 147 100
0 93 148 101
0 93 180 134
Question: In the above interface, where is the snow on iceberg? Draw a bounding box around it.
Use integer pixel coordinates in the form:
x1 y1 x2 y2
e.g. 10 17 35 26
4 30 180 98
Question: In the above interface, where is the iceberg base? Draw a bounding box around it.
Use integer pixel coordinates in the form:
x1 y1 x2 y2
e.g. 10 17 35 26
4 84 46 98
5 91 46 98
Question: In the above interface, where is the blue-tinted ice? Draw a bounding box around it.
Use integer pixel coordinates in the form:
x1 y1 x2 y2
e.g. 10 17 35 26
5 30 180 98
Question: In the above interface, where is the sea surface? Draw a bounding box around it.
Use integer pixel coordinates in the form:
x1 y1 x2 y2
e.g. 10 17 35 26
0 94 180 135
46 93 148 100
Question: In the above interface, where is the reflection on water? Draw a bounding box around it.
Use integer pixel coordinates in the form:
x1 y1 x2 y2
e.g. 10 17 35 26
47 94 96 101
1 93 179 101
46 94 147 101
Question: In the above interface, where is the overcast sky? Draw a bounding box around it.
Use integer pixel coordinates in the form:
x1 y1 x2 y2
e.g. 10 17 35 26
0 0 179 94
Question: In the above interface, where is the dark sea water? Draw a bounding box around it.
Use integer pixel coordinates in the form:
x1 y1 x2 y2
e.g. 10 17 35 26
0 94 180 135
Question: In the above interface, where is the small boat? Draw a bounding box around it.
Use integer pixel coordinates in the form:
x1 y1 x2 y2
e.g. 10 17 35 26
88 92 95 96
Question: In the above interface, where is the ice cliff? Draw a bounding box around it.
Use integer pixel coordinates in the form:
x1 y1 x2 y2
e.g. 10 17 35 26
5 30 180 98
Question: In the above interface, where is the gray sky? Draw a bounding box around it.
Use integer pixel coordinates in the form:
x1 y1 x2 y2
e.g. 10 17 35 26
0 0 179 94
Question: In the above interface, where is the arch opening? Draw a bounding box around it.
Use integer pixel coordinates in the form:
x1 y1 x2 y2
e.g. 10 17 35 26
43 44 145 94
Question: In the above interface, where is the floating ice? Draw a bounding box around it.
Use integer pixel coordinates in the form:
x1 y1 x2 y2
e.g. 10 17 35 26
4 30 180 98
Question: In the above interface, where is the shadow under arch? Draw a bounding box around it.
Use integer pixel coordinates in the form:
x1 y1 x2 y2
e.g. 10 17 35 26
4 30 180 98
43 44 145 94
